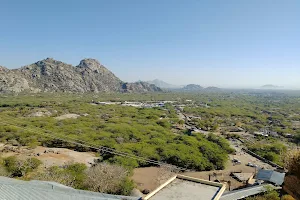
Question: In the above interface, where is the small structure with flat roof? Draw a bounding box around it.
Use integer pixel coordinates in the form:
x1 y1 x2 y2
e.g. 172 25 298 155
256 169 285 186
144 174 226 200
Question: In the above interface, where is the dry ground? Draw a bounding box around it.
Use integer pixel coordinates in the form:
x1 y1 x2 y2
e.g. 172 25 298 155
55 113 80 120
0 144 97 167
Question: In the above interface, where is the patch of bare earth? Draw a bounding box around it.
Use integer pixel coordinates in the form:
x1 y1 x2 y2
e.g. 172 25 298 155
55 114 80 120
0 144 97 167
292 121 300 129
28 108 54 117
132 167 176 192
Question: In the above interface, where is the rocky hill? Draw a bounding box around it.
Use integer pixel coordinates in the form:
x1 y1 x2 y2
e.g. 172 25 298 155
122 81 162 93
0 58 161 93
182 84 203 91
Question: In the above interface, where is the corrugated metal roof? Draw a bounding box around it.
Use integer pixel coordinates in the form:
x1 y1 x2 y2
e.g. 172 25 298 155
220 184 276 200
256 169 285 186
0 176 141 200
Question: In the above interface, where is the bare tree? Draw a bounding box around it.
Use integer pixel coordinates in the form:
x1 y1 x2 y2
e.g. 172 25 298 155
284 150 300 179
32 167 76 187
84 163 129 194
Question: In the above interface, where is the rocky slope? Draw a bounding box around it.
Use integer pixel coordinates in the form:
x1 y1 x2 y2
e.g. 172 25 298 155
0 58 161 93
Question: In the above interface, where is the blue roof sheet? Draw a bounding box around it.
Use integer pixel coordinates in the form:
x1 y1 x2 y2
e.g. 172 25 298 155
256 169 285 186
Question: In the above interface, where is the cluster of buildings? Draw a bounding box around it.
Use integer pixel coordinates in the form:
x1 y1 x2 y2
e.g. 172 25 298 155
254 128 294 138
254 128 279 137
93 101 177 109
122 101 165 108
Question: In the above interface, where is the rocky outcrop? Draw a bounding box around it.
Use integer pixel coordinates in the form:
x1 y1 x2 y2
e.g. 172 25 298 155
0 65 32 93
0 58 161 93
122 82 162 93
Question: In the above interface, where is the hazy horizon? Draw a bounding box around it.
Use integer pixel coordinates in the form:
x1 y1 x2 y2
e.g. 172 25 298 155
1 1 299 89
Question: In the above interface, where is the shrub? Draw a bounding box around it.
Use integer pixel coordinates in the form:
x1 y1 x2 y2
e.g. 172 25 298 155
84 163 134 195
32 165 78 188
26 158 42 172
281 195 295 200
0 157 10 177
3 156 42 177
284 150 300 179
207 133 235 154
3 156 22 176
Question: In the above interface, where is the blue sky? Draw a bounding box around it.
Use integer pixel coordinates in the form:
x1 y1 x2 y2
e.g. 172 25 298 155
0 0 299 88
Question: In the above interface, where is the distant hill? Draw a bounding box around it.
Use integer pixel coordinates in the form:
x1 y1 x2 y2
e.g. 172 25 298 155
182 84 203 91
146 79 181 89
167 84 221 92
204 86 221 91
261 84 283 89
0 58 161 93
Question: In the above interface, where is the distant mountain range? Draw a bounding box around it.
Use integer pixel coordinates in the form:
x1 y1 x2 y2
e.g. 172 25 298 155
146 79 221 91
0 58 161 93
260 84 283 89
146 79 182 89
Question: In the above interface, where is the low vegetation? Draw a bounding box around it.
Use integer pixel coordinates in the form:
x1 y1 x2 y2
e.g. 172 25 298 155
246 191 294 200
0 93 234 171
0 155 134 195
32 162 134 195
247 142 287 166
0 91 299 195
2 156 42 177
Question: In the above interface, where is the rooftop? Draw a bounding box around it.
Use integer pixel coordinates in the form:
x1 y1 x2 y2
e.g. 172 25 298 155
256 169 285 186
232 173 254 182
0 176 141 200
144 175 226 200
220 184 277 200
